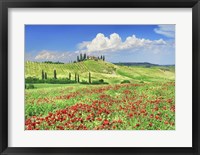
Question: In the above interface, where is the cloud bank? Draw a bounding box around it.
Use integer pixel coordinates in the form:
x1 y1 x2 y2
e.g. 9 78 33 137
78 33 167 53
26 31 175 64
26 50 77 63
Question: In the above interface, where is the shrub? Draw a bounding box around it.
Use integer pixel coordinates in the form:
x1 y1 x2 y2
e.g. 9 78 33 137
121 80 131 84
92 80 109 85
25 77 77 84
25 77 43 83
99 79 104 83
26 84 35 89
80 79 108 85
45 78 76 84
80 80 89 84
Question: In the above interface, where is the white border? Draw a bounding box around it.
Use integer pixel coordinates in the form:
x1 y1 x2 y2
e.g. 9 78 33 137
8 8 192 147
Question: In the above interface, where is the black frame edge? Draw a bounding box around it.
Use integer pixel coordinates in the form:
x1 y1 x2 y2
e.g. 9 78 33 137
0 0 198 8
0 0 199 155
192 1 199 154
0 0 3 153
1 0 8 154
197 1 200 155
0 0 8 154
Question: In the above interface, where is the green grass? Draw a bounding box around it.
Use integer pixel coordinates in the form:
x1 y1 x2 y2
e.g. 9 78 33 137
32 83 106 89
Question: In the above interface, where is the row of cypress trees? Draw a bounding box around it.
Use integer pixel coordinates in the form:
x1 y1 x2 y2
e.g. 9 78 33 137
42 70 48 79
42 70 92 83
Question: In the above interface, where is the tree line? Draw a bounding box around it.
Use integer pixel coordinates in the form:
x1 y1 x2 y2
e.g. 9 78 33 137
43 61 64 64
41 69 92 83
26 69 109 85
42 53 106 64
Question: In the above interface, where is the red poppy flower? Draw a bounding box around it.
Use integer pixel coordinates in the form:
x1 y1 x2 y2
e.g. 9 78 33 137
155 115 159 119
164 121 169 125
103 120 109 126
128 113 133 118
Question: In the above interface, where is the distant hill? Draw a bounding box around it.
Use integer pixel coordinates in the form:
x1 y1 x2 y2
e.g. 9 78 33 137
113 62 175 67
25 60 175 84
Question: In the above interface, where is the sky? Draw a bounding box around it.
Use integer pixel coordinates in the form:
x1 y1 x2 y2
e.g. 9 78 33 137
25 25 175 65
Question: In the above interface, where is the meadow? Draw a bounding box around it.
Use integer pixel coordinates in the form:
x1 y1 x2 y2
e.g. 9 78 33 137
25 60 175 130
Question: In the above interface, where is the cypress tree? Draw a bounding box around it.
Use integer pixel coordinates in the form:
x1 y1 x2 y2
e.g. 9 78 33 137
45 72 47 79
100 55 103 60
103 55 105 61
42 70 45 80
75 73 77 82
77 56 79 62
69 73 71 80
54 69 57 79
80 53 83 61
77 74 80 83
84 53 86 60
89 72 91 84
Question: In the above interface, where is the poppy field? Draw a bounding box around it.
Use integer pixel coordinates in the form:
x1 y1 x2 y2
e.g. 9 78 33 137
25 81 175 130
25 24 176 130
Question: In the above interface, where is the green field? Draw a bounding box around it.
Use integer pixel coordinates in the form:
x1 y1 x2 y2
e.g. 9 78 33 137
25 60 175 130
25 60 175 84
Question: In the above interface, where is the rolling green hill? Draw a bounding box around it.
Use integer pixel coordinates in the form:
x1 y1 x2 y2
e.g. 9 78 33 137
25 60 175 84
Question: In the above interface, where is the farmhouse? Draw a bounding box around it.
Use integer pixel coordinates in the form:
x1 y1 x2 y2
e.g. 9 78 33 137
88 56 98 61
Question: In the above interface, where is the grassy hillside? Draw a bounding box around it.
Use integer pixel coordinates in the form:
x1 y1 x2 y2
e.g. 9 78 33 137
25 60 175 84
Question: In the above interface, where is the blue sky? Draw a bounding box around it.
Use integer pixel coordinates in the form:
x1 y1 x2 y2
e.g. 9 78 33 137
25 25 175 65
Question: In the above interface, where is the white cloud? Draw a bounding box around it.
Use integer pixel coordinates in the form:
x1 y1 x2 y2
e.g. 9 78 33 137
77 41 90 49
79 33 167 53
35 50 75 61
25 50 78 63
154 25 175 38
35 50 57 60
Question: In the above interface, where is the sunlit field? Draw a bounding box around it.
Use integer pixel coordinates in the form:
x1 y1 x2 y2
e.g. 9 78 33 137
25 61 175 130
25 25 175 130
